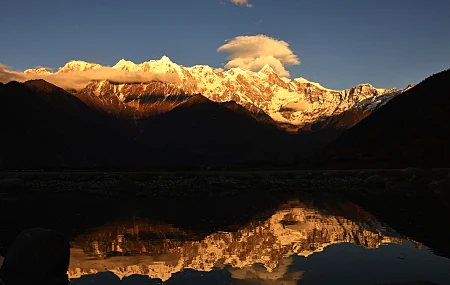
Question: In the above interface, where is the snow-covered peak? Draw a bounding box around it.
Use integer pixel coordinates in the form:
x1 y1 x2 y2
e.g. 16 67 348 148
24 67 52 75
188 65 215 75
350 83 388 95
142 56 174 66
20 57 406 127
226 67 249 77
57 60 102 73
356 83 374 88
112 59 139 72
116 59 129 65
281 77 291 83
405 83 416 91
293 77 311 84
159 55 173 64
294 77 331 90
258 64 275 75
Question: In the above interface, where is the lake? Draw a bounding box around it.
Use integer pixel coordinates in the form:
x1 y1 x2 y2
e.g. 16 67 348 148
0 184 449 285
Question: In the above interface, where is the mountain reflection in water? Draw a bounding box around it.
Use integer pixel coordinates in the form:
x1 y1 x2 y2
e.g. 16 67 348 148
67 200 444 285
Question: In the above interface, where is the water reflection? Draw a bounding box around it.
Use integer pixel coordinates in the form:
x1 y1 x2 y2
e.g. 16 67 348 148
68 200 409 283
227 256 303 285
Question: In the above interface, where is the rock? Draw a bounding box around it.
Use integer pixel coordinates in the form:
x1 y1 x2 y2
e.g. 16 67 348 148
114 177 139 197
0 228 70 285
191 176 209 189
436 173 450 206
366 175 387 187
409 175 417 182
0 178 27 193
402 167 416 175
398 168 420 180
135 191 150 198
357 171 366 178
429 180 439 188
58 174 69 180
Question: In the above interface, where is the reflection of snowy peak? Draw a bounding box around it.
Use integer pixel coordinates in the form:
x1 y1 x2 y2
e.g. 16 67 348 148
22 57 408 126
68 202 403 282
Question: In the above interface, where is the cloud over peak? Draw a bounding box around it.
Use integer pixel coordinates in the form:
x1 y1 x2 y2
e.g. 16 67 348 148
229 0 253 8
217 35 300 77
0 62 180 90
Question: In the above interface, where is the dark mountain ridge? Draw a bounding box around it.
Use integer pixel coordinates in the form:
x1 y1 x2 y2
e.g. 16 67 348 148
135 95 297 168
320 69 450 168
0 80 301 170
0 80 136 170
4 68 448 171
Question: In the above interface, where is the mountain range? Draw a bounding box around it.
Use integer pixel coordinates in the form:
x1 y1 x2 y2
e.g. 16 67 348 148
23 57 413 129
0 80 132 169
1 58 449 169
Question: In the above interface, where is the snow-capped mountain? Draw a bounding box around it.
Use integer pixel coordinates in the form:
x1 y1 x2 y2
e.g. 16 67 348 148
24 67 51 75
68 201 405 282
24 57 410 126
25 61 103 74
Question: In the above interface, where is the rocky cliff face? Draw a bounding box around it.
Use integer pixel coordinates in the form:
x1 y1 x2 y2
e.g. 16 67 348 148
24 57 409 127
68 201 404 281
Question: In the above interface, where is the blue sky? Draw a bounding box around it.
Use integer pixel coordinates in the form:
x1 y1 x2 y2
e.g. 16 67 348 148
1 0 449 89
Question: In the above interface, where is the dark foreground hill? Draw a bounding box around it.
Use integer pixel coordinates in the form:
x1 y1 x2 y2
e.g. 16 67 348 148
136 95 295 168
0 80 135 169
321 69 450 168
0 80 299 170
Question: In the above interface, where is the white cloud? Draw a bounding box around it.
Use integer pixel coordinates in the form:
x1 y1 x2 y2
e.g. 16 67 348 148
229 0 253 8
0 64 12 71
217 34 300 77
0 65 180 90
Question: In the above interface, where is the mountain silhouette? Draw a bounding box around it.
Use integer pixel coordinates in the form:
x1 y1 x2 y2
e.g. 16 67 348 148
0 81 296 170
321 69 450 168
0 80 134 170
136 95 294 168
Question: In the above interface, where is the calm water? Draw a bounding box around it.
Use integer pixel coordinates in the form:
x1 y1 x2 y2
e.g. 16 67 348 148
1 194 449 285
60 200 450 285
